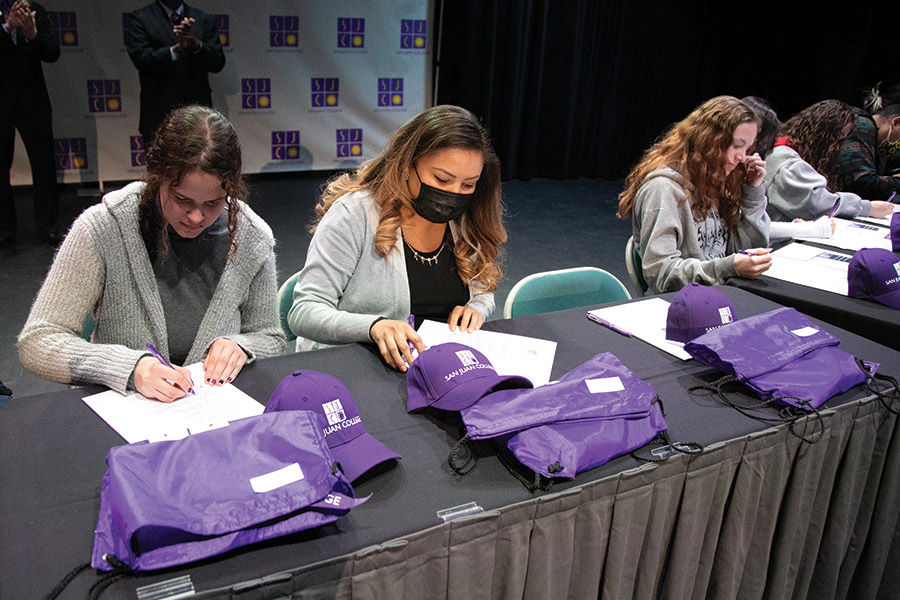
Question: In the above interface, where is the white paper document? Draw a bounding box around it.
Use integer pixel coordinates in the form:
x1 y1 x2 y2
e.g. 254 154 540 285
82 363 264 443
416 320 557 386
761 242 851 296
797 217 892 252
588 297 692 361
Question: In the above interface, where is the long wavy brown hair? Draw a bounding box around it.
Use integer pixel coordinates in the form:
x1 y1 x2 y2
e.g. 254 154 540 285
139 105 248 259
779 99 854 191
617 96 758 229
313 105 506 292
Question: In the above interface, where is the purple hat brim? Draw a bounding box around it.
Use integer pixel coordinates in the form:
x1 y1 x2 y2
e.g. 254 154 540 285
869 288 900 310
330 432 401 482
428 374 533 411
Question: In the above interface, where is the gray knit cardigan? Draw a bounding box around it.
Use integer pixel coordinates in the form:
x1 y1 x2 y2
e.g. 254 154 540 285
18 182 285 394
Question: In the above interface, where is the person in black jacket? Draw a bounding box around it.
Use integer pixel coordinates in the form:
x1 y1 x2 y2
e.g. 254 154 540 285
0 0 61 247
126 1 225 145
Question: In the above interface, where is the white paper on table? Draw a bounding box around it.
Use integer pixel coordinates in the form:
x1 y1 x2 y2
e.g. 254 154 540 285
797 217 892 252
416 319 557 386
82 363 264 443
588 297 692 361
761 242 851 296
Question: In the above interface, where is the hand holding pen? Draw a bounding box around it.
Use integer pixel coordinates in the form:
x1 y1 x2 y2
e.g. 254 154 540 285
735 248 772 279
132 343 195 403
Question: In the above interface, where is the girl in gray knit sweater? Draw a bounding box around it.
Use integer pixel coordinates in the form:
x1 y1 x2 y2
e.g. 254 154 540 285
19 106 284 401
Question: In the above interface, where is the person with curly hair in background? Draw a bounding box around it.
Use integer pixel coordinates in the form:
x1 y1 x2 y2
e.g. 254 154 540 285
288 105 506 371
765 99 895 222
617 95 771 294
835 82 900 200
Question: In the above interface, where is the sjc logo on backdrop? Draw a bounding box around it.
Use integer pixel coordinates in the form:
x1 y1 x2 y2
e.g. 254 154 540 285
130 137 146 168
271 131 301 161
337 18 364 49
270 15 298 47
311 78 339 109
400 19 425 50
242 79 272 110
87 80 122 113
336 129 362 159
47 11 77 46
54 138 88 171
378 78 403 108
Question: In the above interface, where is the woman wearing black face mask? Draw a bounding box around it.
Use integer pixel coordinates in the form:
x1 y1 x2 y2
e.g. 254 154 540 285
835 82 900 200
288 105 507 371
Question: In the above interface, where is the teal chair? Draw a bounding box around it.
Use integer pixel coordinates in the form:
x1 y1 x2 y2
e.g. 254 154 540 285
277 272 301 343
502 267 631 319
81 312 96 342
624 236 649 297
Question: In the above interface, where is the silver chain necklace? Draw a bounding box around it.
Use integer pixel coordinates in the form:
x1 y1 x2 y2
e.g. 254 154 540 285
404 238 446 267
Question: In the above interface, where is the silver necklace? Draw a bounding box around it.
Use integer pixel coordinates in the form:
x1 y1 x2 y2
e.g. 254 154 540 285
404 238 445 267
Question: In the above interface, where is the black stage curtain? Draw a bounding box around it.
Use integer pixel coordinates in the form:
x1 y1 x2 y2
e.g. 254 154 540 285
435 0 896 182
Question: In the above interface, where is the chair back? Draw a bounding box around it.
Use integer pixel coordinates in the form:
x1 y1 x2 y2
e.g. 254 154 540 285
503 267 631 319
624 236 649 297
277 273 301 342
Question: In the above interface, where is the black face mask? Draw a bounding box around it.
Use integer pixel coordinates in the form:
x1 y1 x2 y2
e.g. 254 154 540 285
411 168 474 223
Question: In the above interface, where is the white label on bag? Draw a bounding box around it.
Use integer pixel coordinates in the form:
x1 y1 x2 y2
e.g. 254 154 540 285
250 462 305 493
586 377 625 394
791 326 819 337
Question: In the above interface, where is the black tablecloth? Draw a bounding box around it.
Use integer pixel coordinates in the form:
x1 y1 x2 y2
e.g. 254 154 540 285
2 287 899 599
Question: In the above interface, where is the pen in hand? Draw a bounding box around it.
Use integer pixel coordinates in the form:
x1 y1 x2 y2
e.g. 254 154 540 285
145 342 195 395
827 197 841 219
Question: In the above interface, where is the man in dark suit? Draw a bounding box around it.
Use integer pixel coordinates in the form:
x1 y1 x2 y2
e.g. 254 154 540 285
0 0 61 247
126 1 225 145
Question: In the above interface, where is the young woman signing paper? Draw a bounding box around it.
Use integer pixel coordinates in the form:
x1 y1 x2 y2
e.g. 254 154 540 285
617 96 772 294
288 105 507 371
19 106 284 402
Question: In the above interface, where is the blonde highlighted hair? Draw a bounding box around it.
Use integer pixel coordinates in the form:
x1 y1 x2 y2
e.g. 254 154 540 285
313 105 506 292
617 96 758 229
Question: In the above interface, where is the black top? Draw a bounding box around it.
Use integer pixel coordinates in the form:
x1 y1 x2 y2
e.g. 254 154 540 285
403 227 469 328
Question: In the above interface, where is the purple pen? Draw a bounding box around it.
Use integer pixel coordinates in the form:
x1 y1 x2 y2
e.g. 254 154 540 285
827 197 841 219
407 314 416 354
144 342 195 395
586 313 632 337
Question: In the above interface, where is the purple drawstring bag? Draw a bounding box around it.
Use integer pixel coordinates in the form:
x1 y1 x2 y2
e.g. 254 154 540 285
682 307 883 443
684 307 865 411
92 410 367 572
450 353 680 489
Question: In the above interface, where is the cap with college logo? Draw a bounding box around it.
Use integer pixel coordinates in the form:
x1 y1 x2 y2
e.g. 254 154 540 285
665 282 737 343
848 247 900 310
265 370 400 482
406 342 533 412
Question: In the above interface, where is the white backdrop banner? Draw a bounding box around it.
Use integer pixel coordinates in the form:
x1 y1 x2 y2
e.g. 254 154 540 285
11 0 432 185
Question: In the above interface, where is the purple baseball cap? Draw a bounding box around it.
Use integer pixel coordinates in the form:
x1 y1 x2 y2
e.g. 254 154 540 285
265 370 400 482
666 283 737 343
848 247 900 310
406 342 533 412
891 212 900 252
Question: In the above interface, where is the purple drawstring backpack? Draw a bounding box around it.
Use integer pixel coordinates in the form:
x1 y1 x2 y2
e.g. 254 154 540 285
684 307 900 442
82 411 367 584
449 353 696 490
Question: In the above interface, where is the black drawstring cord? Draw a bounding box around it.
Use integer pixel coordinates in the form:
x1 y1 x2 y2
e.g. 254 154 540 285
43 554 135 600
449 434 477 474
856 358 900 415
42 562 92 600
88 554 135 600
689 375 824 444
